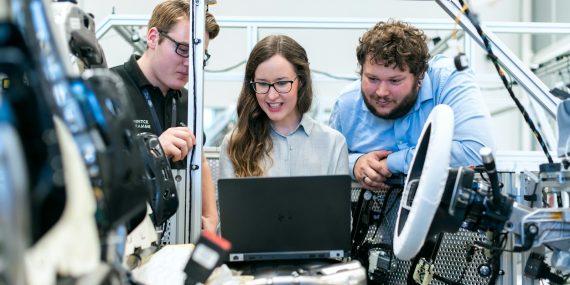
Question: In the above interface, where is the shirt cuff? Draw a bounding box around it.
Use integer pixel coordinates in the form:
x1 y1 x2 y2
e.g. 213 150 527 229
349 153 364 180
386 149 408 174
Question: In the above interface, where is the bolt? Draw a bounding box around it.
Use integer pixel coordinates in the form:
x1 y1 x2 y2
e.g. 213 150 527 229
478 264 491 277
528 224 538 234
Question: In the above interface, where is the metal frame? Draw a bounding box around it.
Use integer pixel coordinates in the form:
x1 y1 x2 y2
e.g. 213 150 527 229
436 0 561 117
95 14 566 153
187 0 206 244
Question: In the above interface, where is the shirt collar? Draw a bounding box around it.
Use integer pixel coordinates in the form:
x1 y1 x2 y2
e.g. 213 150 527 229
413 72 433 112
125 54 182 99
299 113 314 135
125 54 151 89
270 113 314 137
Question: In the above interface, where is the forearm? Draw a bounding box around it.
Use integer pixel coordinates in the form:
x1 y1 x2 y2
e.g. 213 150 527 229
201 158 218 227
439 65 495 166
386 148 412 174
386 139 491 175
450 140 487 167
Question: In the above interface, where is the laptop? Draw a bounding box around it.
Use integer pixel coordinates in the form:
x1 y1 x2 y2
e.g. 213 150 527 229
218 175 352 262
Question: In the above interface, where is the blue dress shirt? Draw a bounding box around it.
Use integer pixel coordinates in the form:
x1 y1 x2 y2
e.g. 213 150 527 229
330 55 495 179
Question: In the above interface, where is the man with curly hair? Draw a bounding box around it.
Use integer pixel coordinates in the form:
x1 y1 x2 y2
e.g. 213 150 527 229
330 20 495 189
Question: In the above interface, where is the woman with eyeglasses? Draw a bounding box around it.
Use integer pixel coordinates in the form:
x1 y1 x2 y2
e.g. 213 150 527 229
219 35 348 178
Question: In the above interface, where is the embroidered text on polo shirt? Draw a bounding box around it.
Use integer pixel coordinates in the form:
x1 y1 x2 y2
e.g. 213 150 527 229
134 119 151 130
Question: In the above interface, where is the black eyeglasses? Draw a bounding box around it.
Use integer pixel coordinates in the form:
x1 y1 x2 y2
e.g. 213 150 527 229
158 30 190 58
204 50 211 67
250 77 298 94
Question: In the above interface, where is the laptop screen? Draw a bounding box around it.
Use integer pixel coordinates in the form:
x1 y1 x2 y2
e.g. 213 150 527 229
218 175 352 261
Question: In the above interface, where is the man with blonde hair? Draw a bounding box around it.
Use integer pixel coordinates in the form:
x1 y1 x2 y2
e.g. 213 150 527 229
112 0 220 232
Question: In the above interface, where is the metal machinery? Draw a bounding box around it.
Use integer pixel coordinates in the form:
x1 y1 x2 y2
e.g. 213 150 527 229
2 0 570 283
391 100 570 285
385 1 570 285
94 0 570 283
0 0 180 283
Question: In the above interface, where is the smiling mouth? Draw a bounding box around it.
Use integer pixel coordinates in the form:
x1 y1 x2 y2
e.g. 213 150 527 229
375 98 391 106
267 102 283 111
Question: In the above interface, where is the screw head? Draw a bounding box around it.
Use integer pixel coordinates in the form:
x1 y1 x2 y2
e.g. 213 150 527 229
478 264 492 277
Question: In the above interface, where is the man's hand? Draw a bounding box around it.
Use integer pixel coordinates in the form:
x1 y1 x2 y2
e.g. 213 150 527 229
354 150 392 189
158 127 196 161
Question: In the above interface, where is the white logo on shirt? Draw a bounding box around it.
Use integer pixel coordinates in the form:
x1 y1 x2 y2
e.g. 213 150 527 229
134 119 151 130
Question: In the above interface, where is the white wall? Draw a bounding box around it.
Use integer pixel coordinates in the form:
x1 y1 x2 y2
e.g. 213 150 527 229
83 0 558 152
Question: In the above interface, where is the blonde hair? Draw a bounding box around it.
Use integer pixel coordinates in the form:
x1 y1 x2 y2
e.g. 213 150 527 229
206 12 219 39
148 0 189 44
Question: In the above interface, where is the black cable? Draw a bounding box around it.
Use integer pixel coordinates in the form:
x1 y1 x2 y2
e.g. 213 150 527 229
433 273 462 285
475 167 490 184
487 231 507 284
457 0 553 164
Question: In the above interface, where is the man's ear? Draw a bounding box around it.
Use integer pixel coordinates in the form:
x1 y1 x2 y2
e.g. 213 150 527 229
147 27 160 49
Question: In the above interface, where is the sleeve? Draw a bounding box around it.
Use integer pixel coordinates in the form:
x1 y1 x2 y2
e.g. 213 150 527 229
387 67 495 174
218 133 236 179
329 99 362 180
328 100 342 132
332 134 350 175
437 68 495 168
386 148 413 174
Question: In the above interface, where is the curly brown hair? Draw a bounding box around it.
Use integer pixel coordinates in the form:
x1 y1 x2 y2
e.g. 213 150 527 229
357 20 430 79
227 35 313 177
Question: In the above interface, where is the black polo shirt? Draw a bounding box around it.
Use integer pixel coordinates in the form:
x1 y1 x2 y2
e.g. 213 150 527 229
112 55 208 169
111 54 189 135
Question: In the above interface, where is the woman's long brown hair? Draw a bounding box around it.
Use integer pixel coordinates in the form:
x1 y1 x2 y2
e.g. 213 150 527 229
227 35 313 177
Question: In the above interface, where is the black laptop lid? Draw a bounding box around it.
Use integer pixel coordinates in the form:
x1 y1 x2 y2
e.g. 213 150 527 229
218 175 351 255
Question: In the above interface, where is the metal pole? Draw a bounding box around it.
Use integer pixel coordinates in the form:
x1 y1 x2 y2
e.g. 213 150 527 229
187 0 206 244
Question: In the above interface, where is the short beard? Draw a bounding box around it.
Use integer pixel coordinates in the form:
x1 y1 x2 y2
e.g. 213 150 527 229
362 81 419 120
